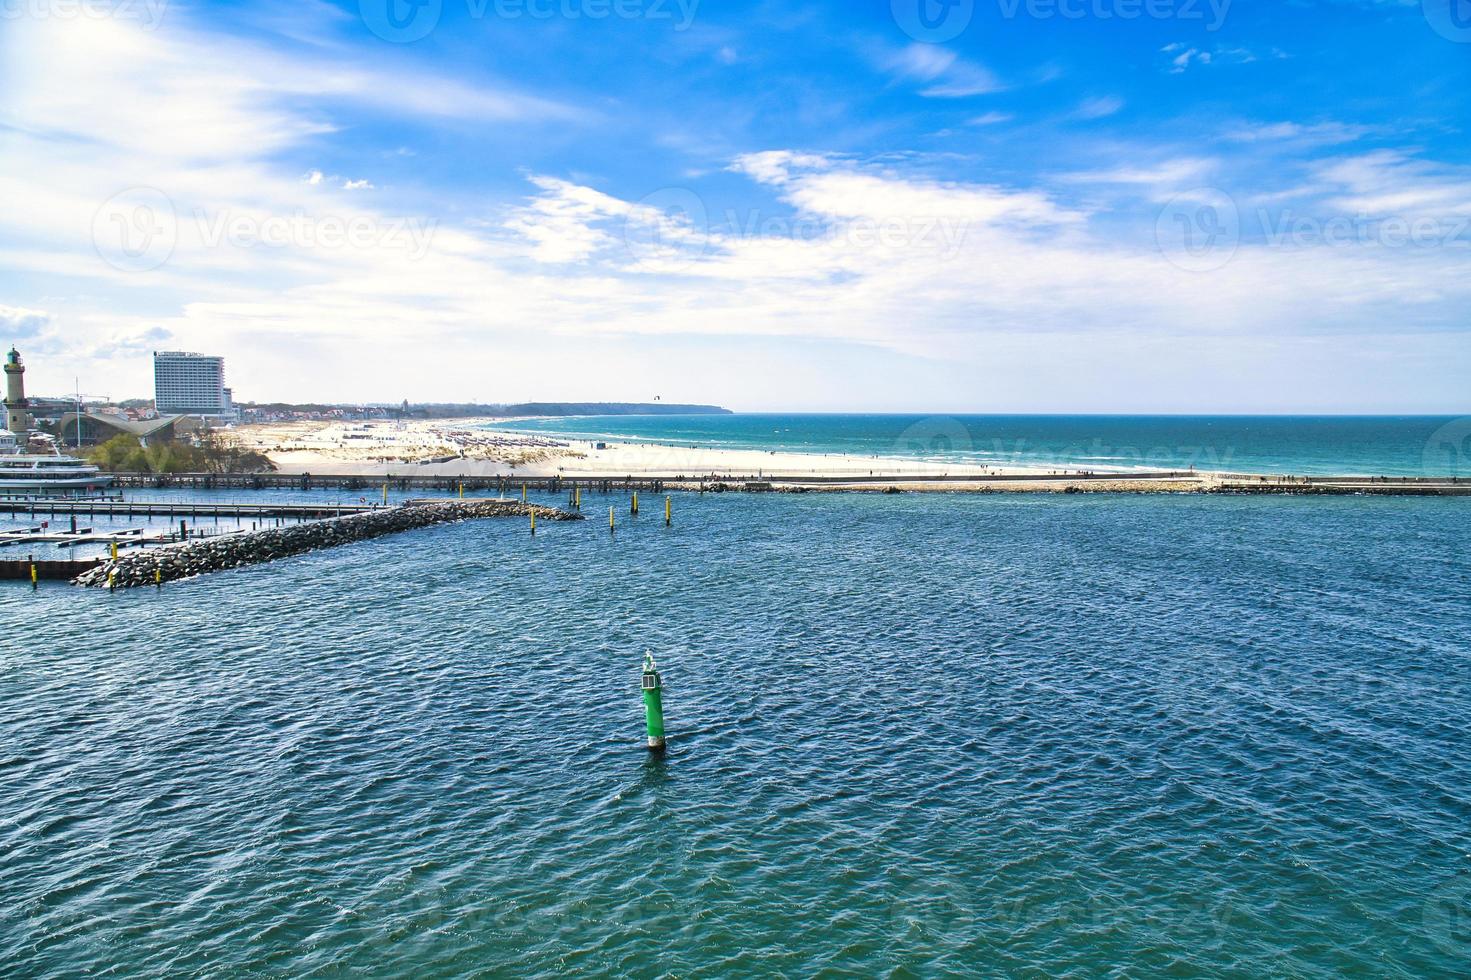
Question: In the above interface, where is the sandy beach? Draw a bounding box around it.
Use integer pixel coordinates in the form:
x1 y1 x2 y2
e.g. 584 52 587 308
233 418 1081 481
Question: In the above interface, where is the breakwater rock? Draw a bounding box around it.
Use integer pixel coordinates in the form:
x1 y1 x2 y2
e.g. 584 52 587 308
74 500 581 589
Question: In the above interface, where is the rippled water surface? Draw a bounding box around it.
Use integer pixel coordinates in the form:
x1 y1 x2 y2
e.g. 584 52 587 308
489 413 1471 476
4 492 1470 976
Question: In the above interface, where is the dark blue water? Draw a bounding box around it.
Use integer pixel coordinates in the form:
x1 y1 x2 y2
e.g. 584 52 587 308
3 490 1469 975
488 414 1471 477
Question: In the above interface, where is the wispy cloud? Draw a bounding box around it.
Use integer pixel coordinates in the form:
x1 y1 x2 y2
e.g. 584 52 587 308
1223 121 1368 146
1072 97 1124 121
880 43 1003 98
1314 150 1471 217
1162 43 1281 74
1062 157 1215 191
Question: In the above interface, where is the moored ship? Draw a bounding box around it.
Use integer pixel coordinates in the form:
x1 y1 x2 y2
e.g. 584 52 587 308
0 440 114 496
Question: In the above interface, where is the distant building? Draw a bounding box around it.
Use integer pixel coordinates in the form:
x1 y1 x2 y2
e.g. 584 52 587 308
56 411 204 447
154 351 235 418
4 347 33 434
26 397 76 426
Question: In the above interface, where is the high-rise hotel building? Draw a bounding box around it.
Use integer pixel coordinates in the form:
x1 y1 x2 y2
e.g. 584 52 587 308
154 351 232 417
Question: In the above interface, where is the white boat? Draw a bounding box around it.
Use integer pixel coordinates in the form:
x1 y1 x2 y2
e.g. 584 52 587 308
0 437 114 496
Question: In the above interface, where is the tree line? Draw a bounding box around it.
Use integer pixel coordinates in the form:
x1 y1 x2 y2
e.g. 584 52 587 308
88 433 276 474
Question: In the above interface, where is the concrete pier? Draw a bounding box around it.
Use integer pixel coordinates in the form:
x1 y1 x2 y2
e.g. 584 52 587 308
0 499 378 519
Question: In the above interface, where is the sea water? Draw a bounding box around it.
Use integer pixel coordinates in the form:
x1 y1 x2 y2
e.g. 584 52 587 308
2 490 1469 975
487 413 1471 477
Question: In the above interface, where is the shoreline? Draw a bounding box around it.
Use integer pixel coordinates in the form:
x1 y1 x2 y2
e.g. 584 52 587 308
220 418 1468 491
232 417 1197 483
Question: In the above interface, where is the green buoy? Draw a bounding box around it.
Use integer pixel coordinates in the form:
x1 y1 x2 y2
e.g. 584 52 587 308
642 651 666 754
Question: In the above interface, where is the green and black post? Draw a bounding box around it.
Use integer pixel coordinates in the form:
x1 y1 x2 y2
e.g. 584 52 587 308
641 651 666 754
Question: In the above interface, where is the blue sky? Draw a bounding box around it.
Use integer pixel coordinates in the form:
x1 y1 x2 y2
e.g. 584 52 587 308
1 0 1468 411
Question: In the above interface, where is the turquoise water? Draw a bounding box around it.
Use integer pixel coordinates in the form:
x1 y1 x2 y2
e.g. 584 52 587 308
3 490 1470 975
488 414 1471 477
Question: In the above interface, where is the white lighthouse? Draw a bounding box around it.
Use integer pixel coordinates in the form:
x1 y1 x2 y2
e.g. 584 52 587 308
4 347 32 434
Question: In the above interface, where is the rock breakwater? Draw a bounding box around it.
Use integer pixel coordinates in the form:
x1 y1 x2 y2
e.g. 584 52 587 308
74 500 581 589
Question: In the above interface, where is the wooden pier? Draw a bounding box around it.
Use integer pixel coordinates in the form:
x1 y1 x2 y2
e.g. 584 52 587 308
0 527 174 549
0 499 380 519
106 472 670 494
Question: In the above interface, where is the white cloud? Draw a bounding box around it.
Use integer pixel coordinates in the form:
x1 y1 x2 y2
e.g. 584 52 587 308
0 305 52 340
0 15 581 166
1073 97 1124 120
1163 43 1278 74
0 9 1465 409
730 150 835 186
1313 151 1471 217
1224 121 1366 145
343 179 374 191
880 43 1003 98
886 44 956 82
1062 158 1215 192
1165 46 1210 72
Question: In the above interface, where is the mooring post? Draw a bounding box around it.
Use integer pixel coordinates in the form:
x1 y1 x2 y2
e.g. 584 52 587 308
108 570 116 592
521 484 527 503
29 554 37 592
530 509 536 536
180 520 188 541
155 568 162 590
111 541 118 561
632 491 639 515
642 652 666 754
574 487 581 510
665 495 672 527
609 507 615 535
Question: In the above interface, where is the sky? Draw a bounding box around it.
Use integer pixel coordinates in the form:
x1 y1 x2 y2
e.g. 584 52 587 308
0 0 1468 412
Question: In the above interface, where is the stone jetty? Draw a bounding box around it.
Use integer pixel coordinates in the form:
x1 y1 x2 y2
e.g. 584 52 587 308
73 499 580 589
